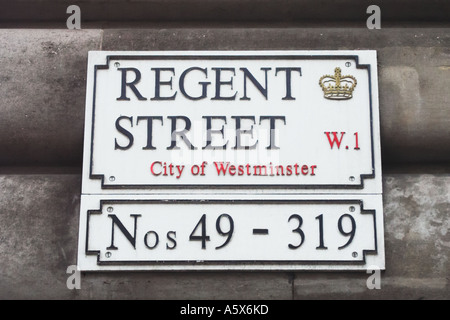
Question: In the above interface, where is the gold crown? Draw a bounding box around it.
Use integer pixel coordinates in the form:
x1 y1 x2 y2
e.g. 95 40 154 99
319 67 357 100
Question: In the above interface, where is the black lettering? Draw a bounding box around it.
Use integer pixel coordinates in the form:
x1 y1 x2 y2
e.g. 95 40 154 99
259 116 286 150
240 67 271 100
136 116 163 150
144 231 159 249
203 116 228 150
211 68 237 100
107 214 141 250
232 116 258 150
167 116 196 150
166 231 177 250
275 67 302 100
114 116 134 150
117 68 147 101
179 67 210 100
151 68 177 100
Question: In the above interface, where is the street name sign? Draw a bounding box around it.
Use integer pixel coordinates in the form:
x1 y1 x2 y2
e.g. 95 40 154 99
81 51 382 194
78 51 384 271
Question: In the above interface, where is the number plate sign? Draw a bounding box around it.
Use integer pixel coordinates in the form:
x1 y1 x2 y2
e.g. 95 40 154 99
82 51 382 194
78 51 384 271
78 195 384 271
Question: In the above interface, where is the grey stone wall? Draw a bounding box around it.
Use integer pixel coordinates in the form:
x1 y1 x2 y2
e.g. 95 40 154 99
0 2 449 299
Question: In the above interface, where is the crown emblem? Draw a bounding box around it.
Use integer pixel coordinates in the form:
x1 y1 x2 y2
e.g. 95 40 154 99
319 67 357 100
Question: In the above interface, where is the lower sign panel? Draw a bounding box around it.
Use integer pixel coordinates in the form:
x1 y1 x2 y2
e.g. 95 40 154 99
78 197 384 271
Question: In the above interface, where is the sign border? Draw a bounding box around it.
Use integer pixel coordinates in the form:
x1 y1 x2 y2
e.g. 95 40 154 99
88 54 376 190
84 199 378 267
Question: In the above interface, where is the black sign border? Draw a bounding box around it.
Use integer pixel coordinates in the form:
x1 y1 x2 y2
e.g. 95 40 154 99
89 54 376 190
84 199 378 267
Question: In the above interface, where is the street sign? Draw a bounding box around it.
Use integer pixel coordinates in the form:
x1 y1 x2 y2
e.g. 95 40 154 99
81 51 382 194
78 51 384 271
78 195 384 271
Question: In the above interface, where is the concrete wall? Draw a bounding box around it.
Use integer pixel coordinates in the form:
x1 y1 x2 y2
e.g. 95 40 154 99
0 2 449 300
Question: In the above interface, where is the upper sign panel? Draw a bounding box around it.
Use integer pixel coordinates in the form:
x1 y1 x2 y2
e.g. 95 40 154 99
82 51 381 194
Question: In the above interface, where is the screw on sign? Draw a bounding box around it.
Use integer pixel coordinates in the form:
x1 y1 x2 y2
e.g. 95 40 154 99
78 51 384 271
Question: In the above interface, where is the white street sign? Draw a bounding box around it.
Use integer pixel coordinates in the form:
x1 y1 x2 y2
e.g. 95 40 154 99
82 51 382 194
78 51 384 271
78 194 384 271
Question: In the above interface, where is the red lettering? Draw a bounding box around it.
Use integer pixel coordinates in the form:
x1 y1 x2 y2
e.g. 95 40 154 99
150 161 162 176
191 164 200 175
354 132 360 150
200 161 207 176
325 132 346 149
211 162 317 177
214 162 229 175
286 165 292 176
301 165 309 175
